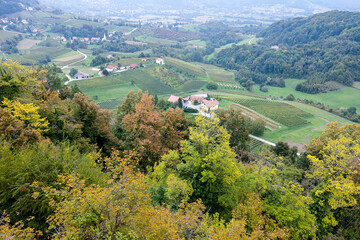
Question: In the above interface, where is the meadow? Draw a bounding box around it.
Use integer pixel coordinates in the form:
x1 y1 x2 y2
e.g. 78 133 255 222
165 57 207 78
0 30 19 42
213 93 353 149
218 96 312 127
252 79 360 110
194 62 235 83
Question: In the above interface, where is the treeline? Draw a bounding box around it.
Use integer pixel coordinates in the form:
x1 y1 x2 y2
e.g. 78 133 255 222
0 35 22 54
102 40 147 53
211 11 360 94
51 23 108 38
0 61 359 239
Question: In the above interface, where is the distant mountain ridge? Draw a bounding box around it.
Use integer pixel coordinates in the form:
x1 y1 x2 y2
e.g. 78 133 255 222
37 0 360 16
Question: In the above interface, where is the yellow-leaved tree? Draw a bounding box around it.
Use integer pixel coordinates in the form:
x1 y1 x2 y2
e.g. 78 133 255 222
307 123 360 235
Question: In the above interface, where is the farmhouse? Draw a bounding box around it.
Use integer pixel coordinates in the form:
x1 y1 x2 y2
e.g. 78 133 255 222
106 65 118 71
156 58 165 65
74 72 89 79
202 99 219 111
168 95 180 103
130 64 137 69
182 94 219 115
107 55 114 59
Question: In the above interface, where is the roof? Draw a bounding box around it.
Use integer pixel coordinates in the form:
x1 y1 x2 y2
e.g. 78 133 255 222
189 95 204 103
168 95 179 103
203 99 219 107
130 64 137 68
107 65 118 69
74 72 89 78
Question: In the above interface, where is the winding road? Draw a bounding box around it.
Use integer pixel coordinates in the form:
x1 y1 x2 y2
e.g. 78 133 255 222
61 50 87 70
62 50 88 85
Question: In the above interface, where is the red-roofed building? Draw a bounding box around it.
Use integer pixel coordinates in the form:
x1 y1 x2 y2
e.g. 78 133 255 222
168 95 179 103
202 99 219 111
106 65 119 71
130 64 137 69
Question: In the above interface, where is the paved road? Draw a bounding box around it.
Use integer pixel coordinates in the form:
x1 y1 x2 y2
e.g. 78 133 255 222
124 27 138 36
249 134 276 146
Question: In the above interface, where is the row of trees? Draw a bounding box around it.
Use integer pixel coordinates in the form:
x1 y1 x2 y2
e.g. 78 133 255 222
0 60 359 239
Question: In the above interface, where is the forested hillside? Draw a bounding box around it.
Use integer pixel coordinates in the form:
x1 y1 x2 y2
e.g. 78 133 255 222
211 11 360 94
0 0 38 16
0 61 359 239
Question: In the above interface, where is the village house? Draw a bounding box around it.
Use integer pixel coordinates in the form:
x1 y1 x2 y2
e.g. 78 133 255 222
130 64 137 69
168 95 180 103
156 58 165 65
106 65 118 72
106 55 114 60
201 99 219 112
74 72 89 79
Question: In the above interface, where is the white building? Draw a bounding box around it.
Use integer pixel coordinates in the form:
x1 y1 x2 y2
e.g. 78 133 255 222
156 58 165 65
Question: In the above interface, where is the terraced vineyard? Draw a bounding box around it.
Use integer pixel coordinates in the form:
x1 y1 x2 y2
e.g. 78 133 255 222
220 97 313 127
165 57 207 78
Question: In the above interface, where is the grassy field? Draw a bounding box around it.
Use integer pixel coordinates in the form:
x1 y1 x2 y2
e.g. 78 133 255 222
68 76 138 103
194 63 235 83
212 92 353 149
135 35 177 45
262 101 353 149
122 69 176 95
0 30 18 42
187 40 207 48
205 37 259 60
218 96 312 127
165 57 207 78
175 80 207 92
252 79 360 110
17 39 41 50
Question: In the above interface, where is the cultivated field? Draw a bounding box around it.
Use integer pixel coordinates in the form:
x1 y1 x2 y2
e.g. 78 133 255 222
175 80 207 92
194 62 235 83
218 96 312 127
165 57 207 78
0 30 18 42
213 93 353 149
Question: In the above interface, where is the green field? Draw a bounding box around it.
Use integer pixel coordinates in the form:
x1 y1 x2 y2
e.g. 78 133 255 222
135 35 177 45
205 37 259 60
175 80 207 92
187 40 207 48
28 47 72 61
262 101 353 148
122 69 176 95
165 57 207 78
252 79 360 110
0 30 18 42
194 63 235 83
68 76 138 103
214 93 353 149
219 96 312 127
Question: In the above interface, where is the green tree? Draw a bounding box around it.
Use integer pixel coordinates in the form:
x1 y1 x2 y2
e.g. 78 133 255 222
218 108 250 161
69 68 78 77
159 115 241 215
206 81 218 90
